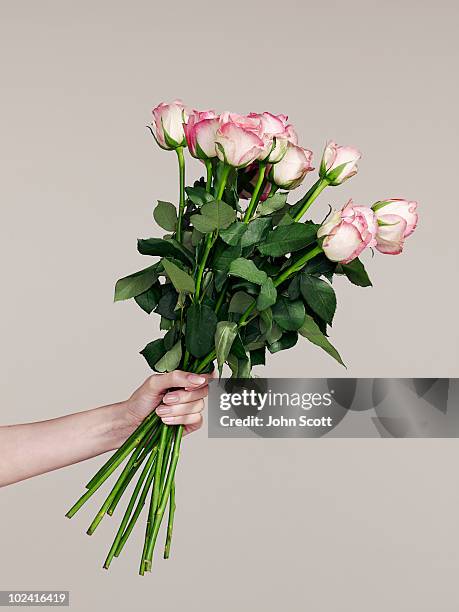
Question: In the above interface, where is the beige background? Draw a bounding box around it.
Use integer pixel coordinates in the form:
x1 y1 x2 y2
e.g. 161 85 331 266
1 0 459 610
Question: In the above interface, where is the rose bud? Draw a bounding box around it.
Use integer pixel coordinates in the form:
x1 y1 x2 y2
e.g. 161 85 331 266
372 199 418 237
269 143 314 189
215 121 264 168
318 200 377 263
319 141 361 185
370 199 418 255
184 113 220 160
373 214 408 255
151 100 188 150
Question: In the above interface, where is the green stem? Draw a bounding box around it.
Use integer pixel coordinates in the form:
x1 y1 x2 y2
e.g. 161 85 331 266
194 233 214 301
164 482 176 559
195 351 216 374
107 424 160 516
140 424 168 574
182 349 190 371
176 147 186 243
292 178 329 222
273 245 323 286
143 426 183 572
113 450 158 558
103 445 158 569
205 159 213 193
160 429 174 487
216 164 231 200
215 280 229 314
243 163 266 223
194 164 231 301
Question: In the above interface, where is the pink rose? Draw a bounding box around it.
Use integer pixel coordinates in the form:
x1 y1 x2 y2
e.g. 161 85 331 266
372 199 418 237
318 200 377 263
320 141 361 185
189 109 217 121
219 112 262 134
184 114 220 160
342 201 378 247
247 112 296 162
373 214 408 255
215 121 264 168
285 124 298 144
371 199 418 254
151 100 188 150
269 143 313 189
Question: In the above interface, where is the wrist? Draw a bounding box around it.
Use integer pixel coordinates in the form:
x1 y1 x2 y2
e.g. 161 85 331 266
99 401 137 452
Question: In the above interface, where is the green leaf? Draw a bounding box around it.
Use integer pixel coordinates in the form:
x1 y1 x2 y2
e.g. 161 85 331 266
246 338 265 351
265 322 282 344
190 200 237 233
215 321 238 375
214 270 228 292
302 254 337 281
341 258 372 287
138 237 194 265
272 297 305 331
134 284 162 314
185 185 214 206
278 213 295 226
287 276 301 300
191 228 203 247
156 287 178 320
229 258 268 286
163 327 177 350
185 304 217 358
230 333 248 359
154 340 182 372
160 316 174 330
237 355 252 378
257 192 288 216
250 346 266 366
300 274 336 324
268 331 298 354
240 217 272 248
220 222 247 246
229 291 255 314
298 314 345 366
153 200 177 231
213 242 242 272
114 264 159 302
259 308 273 335
140 338 166 371
162 259 195 294
257 278 277 311
258 223 317 257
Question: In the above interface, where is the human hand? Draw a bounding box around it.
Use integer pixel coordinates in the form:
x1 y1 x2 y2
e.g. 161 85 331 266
113 370 212 445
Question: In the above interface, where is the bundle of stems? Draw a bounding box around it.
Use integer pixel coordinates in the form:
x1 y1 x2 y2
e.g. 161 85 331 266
66 411 184 573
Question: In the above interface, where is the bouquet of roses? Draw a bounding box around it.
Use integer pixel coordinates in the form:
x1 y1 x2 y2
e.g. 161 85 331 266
66 100 418 574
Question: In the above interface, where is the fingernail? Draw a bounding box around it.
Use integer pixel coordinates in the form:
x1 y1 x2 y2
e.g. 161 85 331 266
156 407 171 416
164 393 179 404
162 416 176 424
188 374 206 385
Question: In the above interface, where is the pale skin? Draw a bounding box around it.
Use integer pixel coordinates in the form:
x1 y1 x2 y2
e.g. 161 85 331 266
0 370 211 488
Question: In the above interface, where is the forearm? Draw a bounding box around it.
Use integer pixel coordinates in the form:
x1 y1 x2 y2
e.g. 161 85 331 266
0 401 131 487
